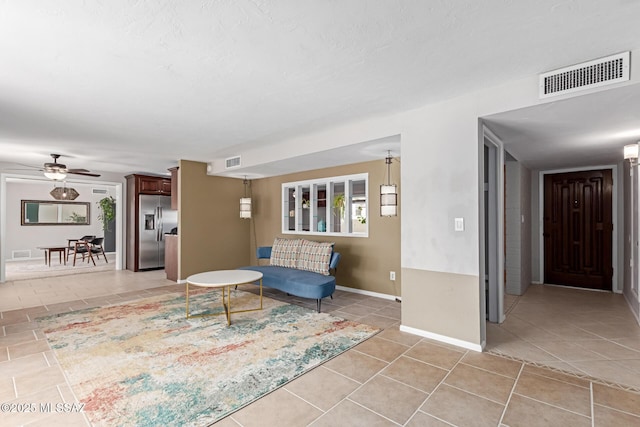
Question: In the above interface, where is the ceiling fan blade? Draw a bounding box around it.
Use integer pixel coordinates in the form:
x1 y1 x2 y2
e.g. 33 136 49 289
67 170 101 177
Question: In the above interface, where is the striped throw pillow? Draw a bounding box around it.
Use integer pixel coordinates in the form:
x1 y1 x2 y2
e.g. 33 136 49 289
297 240 334 275
270 238 303 268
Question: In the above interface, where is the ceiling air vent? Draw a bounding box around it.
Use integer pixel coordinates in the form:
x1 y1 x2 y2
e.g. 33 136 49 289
225 156 241 169
539 51 630 98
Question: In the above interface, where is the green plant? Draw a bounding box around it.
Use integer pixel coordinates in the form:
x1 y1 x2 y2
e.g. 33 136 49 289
97 196 116 231
332 194 345 219
68 212 87 223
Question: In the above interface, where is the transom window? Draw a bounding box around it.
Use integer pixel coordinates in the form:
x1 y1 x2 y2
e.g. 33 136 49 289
282 173 368 237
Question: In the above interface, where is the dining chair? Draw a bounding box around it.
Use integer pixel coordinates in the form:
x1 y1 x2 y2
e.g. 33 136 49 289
89 237 108 263
67 235 96 261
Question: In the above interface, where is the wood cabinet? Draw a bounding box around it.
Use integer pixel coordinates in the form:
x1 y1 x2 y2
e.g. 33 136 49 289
169 167 179 210
136 175 172 195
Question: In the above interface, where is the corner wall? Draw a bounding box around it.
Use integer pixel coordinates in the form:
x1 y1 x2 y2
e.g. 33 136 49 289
250 159 401 297
178 160 250 279
505 159 532 295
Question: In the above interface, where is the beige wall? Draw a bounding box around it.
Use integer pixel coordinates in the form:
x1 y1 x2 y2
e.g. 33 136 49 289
402 268 481 345
178 160 250 279
249 159 401 296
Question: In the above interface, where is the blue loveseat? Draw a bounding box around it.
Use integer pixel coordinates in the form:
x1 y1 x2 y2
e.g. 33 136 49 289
238 246 341 312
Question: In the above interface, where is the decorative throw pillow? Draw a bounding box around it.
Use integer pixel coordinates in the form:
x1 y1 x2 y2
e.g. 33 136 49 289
297 240 334 275
270 238 303 268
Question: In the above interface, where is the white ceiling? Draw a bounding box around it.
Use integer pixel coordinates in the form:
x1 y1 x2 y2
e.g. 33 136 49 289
1 1 640 178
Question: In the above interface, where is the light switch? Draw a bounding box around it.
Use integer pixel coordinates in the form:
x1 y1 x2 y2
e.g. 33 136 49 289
454 217 464 231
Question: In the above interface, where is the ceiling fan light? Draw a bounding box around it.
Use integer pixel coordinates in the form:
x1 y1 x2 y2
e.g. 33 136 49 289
44 170 67 180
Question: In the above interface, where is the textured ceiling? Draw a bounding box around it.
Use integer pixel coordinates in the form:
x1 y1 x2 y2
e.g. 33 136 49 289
1 1 640 177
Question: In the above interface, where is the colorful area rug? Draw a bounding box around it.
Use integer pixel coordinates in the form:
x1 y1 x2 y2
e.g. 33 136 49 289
38 290 379 426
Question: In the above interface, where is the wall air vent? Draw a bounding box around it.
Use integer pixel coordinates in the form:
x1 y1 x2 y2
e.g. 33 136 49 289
539 51 630 98
225 156 241 169
12 250 31 259
92 188 108 194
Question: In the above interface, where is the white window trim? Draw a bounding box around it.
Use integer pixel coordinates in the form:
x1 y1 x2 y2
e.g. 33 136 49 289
282 173 368 237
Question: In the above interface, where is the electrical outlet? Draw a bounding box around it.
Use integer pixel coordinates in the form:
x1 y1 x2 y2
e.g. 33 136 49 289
390 271 396 281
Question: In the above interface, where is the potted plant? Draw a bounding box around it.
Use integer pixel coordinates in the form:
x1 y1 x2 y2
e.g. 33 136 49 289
97 196 116 231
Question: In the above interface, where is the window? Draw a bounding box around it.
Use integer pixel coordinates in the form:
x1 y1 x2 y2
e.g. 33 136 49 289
282 173 368 237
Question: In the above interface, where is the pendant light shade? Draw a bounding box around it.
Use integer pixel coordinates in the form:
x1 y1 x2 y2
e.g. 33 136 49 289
50 184 79 200
240 177 252 219
380 184 397 216
380 151 397 216
240 197 252 219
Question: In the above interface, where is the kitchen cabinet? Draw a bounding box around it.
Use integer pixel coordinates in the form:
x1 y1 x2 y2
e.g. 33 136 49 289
169 167 179 210
136 175 172 195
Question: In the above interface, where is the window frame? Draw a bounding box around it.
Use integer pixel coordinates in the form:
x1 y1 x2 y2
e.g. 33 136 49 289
281 173 368 237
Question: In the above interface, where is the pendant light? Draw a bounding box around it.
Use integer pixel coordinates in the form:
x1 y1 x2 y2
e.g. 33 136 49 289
50 182 79 200
240 177 252 219
380 151 397 216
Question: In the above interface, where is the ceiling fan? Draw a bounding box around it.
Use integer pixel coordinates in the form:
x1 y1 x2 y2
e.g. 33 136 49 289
42 154 101 180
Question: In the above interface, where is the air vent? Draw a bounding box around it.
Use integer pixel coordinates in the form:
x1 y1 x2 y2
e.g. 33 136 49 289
12 250 31 259
92 188 108 194
539 51 630 98
225 156 241 169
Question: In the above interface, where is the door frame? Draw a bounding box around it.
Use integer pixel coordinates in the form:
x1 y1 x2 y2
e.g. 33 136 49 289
0 173 124 283
480 125 505 326
539 165 619 292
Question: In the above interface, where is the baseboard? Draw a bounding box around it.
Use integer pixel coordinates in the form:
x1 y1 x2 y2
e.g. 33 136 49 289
335 285 397 301
531 281 543 285
399 324 483 352
624 292 640 325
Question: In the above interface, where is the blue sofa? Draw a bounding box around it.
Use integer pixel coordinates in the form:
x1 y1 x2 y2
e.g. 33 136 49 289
238 246 341 312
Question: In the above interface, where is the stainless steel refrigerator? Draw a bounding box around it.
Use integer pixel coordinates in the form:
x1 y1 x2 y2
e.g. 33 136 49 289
138 195 177 270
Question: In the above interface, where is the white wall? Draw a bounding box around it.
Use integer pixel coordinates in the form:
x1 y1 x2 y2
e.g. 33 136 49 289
4 179 115 261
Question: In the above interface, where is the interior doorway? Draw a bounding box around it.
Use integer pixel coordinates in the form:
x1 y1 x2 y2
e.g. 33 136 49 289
0 174 124 283
543 169 614 290
481 126 504 324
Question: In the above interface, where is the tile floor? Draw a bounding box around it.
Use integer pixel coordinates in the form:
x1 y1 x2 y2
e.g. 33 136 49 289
0 270 640 426
488 284 640 391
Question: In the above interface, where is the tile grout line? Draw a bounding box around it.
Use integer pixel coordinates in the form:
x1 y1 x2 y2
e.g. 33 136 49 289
510 391 592 419
590 382 595 427
324 337 427 426
458 360 521 381
488 349 640 393
498 362 524 425
403 349 468 426
592 402 640 419
341 397 402 426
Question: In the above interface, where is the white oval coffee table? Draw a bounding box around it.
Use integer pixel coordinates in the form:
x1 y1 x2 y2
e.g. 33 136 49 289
185 270 263 325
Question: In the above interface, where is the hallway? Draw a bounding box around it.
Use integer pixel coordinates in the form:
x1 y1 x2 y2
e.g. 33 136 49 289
487 284 640 391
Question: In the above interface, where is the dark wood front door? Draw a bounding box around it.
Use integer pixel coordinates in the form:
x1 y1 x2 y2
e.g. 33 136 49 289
543 170 613 290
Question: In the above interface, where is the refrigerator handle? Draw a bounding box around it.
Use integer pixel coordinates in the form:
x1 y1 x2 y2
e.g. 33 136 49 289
158 207 164 241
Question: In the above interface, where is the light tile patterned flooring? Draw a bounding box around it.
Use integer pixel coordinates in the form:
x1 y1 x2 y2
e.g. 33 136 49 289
488 284 640 391
0 271 639 426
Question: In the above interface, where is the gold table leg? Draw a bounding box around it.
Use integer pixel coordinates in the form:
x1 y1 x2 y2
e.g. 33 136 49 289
185 279 264 324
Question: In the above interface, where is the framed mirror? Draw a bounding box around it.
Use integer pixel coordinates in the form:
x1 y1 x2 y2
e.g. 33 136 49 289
21 200 90 225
